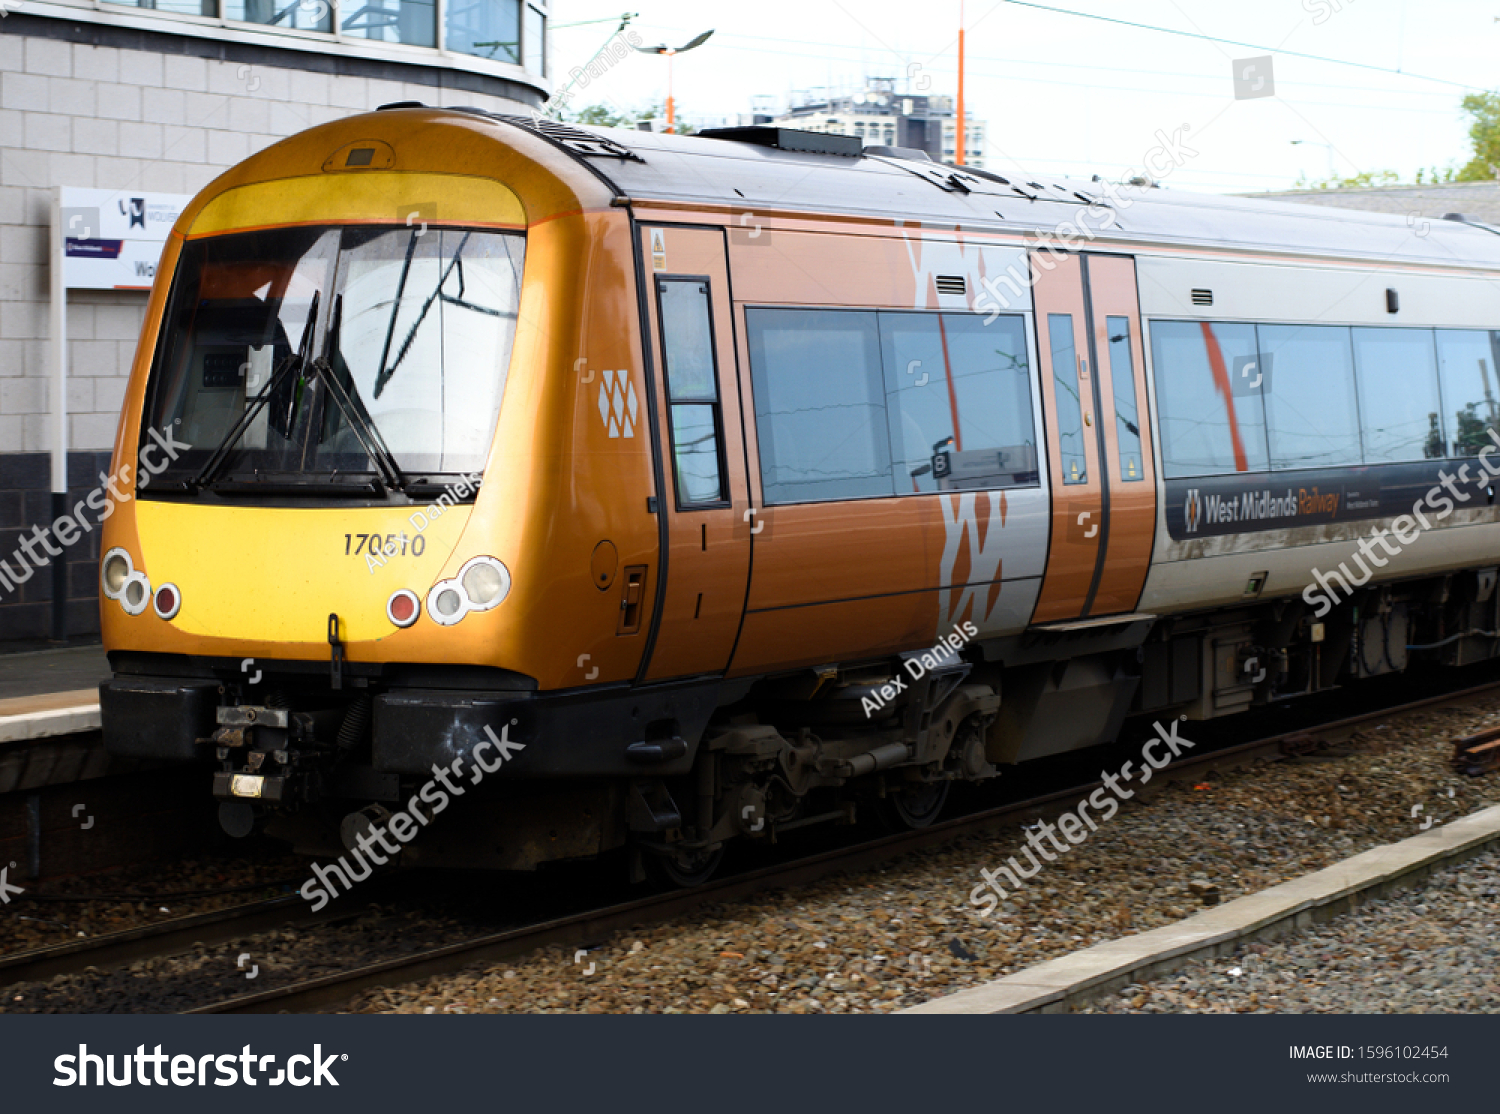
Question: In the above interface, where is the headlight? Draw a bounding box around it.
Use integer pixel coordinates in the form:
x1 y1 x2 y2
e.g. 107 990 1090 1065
102 548 151 616
101 549 131 598
120 573 151 616
426 557 511 626
462 559 507 607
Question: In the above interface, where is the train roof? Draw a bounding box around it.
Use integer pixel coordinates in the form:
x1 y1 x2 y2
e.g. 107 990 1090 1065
459 111 1500 274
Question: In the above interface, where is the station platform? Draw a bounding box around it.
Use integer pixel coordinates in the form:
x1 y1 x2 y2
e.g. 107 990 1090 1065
0 645 112 794
0 644 110 702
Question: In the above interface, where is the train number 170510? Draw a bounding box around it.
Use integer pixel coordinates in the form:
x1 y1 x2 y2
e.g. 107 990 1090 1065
345 532 426 558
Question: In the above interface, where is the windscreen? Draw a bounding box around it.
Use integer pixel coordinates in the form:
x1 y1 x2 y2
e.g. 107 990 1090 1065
141 224 525 492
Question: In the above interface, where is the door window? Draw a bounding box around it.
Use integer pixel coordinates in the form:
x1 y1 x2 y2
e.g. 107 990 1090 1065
1105 315 1144 481
658 278 727 506
1048 313 1088 484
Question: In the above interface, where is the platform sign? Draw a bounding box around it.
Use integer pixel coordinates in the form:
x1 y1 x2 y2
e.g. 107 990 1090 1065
57 187 189 290
46 186 193 617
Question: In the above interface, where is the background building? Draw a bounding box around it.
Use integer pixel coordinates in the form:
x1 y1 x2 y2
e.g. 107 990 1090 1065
0 0 548 645
771 78 985 167
1248 181 1500 225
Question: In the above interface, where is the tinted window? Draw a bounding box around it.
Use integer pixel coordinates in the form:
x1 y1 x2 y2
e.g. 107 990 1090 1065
1106 315 1144 481
658 279 725 506
1151 320 1266 478
1435 329 1500 456
881 313 1036 492
1048 314 1087 485
669 405 723 505
746 308 890 503
1258 325 1361 469
1352 328 1443 463
143 225 524 484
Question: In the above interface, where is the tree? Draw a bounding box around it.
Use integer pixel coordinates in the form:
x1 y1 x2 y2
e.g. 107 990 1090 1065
1293 169 1400 190
567 105 638 129
563 103 694 135
1457 91 1500 181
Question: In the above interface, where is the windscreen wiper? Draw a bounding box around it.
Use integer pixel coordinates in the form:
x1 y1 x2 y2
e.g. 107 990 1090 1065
188 289 319 492
308 295 407 492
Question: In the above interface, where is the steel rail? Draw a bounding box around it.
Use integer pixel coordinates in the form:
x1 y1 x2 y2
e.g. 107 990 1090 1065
0 895 306 990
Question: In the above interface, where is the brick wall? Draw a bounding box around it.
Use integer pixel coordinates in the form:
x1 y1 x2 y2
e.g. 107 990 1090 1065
0 449 113 642
0 16 538 645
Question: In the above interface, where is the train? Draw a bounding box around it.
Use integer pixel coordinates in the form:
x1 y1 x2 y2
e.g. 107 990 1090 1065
97 106 1500 885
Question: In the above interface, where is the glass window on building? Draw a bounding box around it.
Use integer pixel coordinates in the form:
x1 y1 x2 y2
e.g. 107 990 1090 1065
225 0 333 32
448 0 520 61
105 0 220 17
523 3 545 75
341 0 436 47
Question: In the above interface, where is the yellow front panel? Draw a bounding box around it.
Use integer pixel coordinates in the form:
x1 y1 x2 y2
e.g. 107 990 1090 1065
136 501 472 645
189 173 527 237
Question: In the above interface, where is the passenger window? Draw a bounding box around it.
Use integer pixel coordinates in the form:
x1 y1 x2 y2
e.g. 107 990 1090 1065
880 312 1037 492
1258 324 1362 470
1352 327 1444 462
657 279 726 506
1048 314 1088 485
1435 329 1500 456
1150 320 1266 478
746 308 890 504
1105 315 1144 481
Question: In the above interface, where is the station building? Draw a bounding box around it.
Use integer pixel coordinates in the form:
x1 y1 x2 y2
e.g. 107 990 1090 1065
0 0 549 645
772 78 986 168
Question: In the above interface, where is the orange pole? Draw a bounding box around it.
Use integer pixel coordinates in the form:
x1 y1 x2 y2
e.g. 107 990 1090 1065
666 53 675 134
956 1 965 165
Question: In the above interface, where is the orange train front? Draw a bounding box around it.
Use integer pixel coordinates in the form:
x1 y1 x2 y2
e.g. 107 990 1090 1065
99 109 1500 883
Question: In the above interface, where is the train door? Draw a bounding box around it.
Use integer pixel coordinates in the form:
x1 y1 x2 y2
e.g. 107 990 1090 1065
1085 255 1157 614
1030 253 1156 623
636 225 753 680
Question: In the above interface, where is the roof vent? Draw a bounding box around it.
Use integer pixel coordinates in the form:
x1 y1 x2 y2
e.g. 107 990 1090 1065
443 109 644 162
863 145 933 162
1190 289 1214 306
697 126 862 157
936 275 967 296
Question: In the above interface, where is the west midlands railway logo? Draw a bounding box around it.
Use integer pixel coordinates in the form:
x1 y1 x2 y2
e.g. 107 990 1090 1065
598 369 639 438
1184 488 1201 533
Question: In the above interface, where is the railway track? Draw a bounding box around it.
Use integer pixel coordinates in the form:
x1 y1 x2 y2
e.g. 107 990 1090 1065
189 675 1500 1014
4 673 1494 1013
0 895 307 990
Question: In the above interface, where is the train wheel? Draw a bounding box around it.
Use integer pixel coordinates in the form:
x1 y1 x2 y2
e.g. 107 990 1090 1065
879 779 950 830
646 844 725 888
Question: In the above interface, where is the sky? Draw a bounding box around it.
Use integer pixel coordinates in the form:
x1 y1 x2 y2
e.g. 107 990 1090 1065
544 0 1499 195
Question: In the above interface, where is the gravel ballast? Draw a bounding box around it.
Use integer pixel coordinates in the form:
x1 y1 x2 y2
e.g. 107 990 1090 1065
350 693 1500 1015
1085 843 1500 1014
